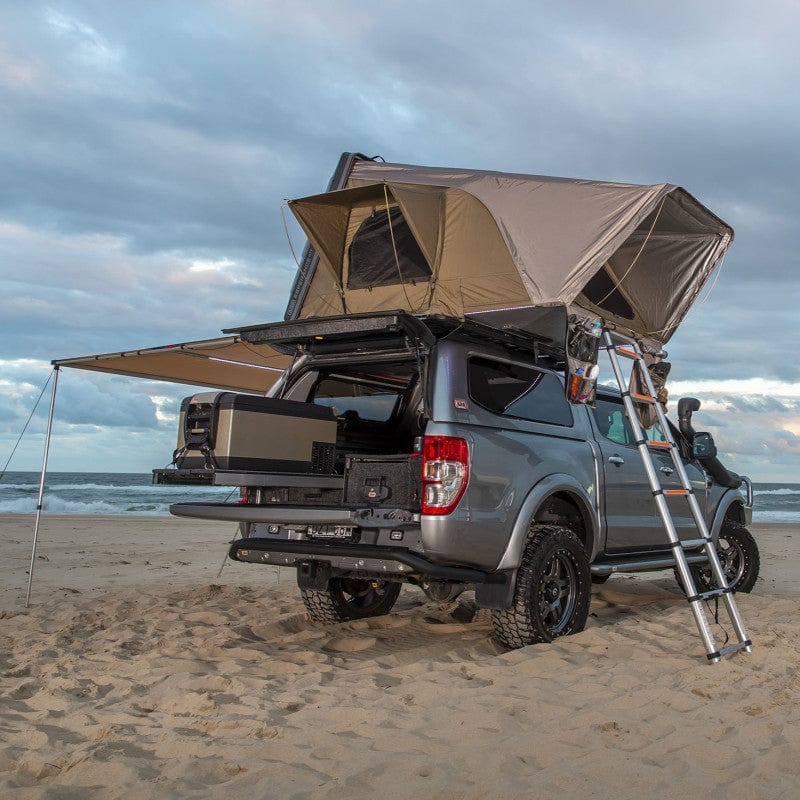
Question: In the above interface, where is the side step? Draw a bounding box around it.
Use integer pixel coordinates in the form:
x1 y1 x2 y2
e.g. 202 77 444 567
591 551 709 576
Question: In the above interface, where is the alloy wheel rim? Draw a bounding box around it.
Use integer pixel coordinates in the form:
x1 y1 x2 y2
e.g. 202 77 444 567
538 552 578 634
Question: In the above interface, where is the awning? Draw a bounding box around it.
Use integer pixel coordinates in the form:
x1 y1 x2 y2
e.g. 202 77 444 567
53 335 292 393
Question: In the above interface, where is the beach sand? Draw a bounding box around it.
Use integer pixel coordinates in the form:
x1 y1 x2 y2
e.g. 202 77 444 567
1 514 799 799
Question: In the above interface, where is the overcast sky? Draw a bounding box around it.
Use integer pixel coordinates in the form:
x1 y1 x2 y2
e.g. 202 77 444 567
1 1 799 481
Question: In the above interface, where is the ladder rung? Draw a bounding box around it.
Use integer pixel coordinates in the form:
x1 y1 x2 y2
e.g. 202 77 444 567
615 347 638 359
647 440 671 449
664 489 689 496
689 587 731 602
708 640 753 662
631 392 655 403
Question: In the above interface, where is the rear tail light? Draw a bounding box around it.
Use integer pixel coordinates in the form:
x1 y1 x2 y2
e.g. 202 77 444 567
421 436 469 515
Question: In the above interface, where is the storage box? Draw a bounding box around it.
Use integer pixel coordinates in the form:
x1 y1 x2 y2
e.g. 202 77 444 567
175 392 337 473
344 454 422 509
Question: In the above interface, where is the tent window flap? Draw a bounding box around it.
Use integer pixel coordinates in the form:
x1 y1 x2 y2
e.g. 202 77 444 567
347 207 432 289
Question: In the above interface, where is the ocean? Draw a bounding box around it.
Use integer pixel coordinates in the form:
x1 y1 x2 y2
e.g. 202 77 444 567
0 472 235 516
0 471 799 522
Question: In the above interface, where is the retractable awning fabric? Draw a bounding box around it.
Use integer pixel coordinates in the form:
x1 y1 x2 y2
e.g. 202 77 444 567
53 335 292 393
289 160 734 344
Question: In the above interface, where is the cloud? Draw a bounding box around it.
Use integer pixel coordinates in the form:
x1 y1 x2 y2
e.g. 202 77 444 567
0 220 296 360
0 1 799 480
0 358 210 473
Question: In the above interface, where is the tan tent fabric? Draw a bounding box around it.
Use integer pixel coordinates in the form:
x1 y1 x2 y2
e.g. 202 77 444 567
290 160 733 343
54 336 292 393
292 182 533 320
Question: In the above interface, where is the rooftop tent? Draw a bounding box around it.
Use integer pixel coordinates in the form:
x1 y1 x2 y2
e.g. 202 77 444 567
288 159 734 344
53 336 292 393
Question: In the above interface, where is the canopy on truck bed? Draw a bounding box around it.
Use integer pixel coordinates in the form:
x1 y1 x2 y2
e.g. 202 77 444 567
288 158 733 344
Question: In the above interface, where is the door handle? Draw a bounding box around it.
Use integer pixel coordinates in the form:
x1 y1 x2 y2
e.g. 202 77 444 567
659 466 674 476
608 456 625 466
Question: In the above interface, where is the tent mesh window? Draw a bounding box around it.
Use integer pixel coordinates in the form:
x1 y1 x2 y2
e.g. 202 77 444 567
347 207 432 289
580 266 635 320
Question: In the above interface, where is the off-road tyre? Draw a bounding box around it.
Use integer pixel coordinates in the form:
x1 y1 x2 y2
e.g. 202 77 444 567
674 519 760 595
301 577 402 624
492 524 591 649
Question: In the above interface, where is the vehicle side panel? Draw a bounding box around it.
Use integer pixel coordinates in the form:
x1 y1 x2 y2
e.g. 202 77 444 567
421 341 598 570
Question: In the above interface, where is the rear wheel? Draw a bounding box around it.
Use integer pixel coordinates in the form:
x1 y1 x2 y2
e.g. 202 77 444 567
301 577 402 624
675 520 760 595
492 524 591 649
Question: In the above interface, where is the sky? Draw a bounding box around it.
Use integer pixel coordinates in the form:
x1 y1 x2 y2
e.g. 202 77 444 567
1 0 799 481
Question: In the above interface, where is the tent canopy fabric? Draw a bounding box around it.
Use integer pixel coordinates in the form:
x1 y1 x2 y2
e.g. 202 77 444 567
53 336 292 393
289 160 733 343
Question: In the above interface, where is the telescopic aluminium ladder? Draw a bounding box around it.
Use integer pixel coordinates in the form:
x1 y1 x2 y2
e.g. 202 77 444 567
601 329 752 663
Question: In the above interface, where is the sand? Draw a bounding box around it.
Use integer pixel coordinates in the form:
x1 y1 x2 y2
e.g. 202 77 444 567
1 514 799 799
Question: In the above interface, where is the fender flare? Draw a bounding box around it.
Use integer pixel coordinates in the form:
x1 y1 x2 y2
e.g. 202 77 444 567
494 474 599 571
709 492 749 540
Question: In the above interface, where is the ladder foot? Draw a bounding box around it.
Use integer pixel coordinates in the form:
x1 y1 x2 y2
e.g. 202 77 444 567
707 640 753 662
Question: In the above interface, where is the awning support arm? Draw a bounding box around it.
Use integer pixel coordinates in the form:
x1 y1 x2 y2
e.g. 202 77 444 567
26 365 60 608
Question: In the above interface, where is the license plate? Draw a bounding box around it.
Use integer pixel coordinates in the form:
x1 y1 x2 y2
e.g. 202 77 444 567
307 524 356 540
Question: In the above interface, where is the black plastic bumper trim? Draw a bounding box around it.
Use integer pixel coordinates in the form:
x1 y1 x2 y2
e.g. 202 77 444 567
229 537 492 583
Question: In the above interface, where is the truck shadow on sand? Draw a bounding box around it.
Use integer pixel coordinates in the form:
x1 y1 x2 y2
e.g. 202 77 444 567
228 575 689 667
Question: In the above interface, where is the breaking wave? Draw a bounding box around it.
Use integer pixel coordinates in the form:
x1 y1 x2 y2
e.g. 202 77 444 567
0 472 233 516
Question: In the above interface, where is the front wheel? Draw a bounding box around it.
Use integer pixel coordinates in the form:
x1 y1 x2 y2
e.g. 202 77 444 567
675 520 760 595
492 524 591 649
301 577 402 624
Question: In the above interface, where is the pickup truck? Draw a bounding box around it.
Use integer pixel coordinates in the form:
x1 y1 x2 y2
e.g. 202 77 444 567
155 310 758 649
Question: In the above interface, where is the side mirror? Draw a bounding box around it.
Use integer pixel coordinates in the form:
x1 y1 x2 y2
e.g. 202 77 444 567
692 431 717 460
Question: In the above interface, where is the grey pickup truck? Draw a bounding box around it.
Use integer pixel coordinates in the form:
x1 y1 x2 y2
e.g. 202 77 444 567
155 311 758 649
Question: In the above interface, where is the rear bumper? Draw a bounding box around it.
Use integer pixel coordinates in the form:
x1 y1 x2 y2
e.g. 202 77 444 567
228 537 491 583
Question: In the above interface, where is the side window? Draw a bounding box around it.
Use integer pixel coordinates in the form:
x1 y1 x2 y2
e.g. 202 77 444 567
468 357 573 427
645 420 667 444
593 398 632 445
592 397 668 445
